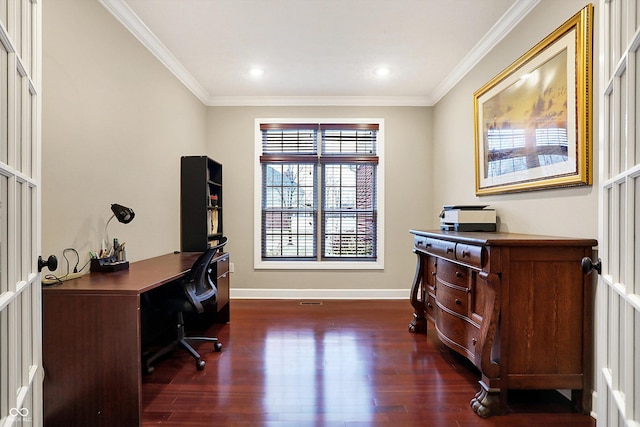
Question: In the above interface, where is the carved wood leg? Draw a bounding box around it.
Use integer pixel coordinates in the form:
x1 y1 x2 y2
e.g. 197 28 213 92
470 272 502 417
408 251 427 334
470 381 500 418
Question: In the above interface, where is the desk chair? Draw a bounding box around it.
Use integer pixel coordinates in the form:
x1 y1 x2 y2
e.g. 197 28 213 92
144 237 228 372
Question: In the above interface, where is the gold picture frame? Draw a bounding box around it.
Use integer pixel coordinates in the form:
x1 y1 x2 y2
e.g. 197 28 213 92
474 4 593 196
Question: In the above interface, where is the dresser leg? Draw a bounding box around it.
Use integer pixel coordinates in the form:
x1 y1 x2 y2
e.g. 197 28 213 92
470 381 500 418
408 312 427 333
408 252 427 334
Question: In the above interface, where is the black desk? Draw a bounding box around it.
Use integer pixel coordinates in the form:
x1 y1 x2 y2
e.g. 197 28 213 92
42 251 230 426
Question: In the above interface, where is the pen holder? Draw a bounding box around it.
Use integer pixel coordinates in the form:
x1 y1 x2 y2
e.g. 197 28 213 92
91 256 129 273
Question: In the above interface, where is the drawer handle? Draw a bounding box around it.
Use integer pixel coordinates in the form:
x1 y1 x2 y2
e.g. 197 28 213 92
427 302 433 308
462 250 470 258
455 271 463 278
431 271 436 276
426 242 432 247
472 338 477 345
446 247 454 253
455 298 462 305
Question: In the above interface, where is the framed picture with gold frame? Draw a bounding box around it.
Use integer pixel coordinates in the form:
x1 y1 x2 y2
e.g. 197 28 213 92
474 4 593 196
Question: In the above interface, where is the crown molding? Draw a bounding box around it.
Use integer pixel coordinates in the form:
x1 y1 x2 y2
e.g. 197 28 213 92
101 0 539 107
429 0 540 104
206 95 433 107
99 0 210 104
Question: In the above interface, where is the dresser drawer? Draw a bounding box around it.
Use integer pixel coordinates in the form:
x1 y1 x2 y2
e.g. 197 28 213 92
435 307 480 358
436 280 469 318
437 259 470 287
456 243 484 268
425 293 436 321
425 238 456 260
414 235 428 252
426 256 437 290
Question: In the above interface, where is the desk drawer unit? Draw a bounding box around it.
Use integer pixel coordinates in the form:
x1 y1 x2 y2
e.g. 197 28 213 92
214 253 230 309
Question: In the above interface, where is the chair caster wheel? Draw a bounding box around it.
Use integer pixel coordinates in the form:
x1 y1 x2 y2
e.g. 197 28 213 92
214 342 222 352
196 359 206 370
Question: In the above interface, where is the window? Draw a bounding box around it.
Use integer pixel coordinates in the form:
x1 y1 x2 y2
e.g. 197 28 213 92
255 119 384 269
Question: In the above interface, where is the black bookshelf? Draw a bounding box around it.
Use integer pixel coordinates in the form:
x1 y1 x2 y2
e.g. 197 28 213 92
180 156 223 251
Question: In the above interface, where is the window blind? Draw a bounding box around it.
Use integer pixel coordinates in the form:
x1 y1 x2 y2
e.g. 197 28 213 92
260 122 378 261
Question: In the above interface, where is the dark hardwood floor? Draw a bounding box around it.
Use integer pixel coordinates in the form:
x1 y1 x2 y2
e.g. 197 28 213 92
142 299 596 426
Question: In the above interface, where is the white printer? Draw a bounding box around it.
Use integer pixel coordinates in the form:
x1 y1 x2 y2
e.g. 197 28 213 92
439 205 496 232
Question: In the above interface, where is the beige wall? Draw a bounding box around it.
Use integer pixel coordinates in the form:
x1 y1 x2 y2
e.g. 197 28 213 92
41 0 599 292
42 0 208 266
207 107 432 291
432 0 599 239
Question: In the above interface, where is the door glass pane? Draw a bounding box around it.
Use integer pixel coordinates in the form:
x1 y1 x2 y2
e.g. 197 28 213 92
605 185 613 276
16 180 22 278
13 0 22 64
0 175 5 294
619 71 627 174
613 0 622 69
609 291 621 388
22 1 32 76
635 49 640 166
0 0 6 29
21 287 31 381
0 308 7 418
637 0 640 35
608 1 617 76
618 181 627 286
621 0 629 51
25 184 32 275
635 176 640 295
0 44 7 165
634 309 640 421
25 89 34 177
607 89 615 179
15 71 22 172
16 293 23 394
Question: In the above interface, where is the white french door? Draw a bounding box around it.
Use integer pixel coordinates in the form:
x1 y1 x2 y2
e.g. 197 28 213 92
598 0 640 426
0 1 42 426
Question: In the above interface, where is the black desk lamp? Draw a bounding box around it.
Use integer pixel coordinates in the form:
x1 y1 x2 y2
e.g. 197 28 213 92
110 203 135 224
105 202 134 245
104 203 135 245
95 203 135 272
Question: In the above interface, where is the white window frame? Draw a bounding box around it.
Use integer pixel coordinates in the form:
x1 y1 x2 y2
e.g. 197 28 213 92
254 118 384 270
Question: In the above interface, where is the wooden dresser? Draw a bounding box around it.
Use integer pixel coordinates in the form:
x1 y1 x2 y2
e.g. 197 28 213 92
408 229 597 417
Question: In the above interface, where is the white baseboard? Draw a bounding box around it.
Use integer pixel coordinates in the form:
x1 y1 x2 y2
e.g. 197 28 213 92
230 288 410 300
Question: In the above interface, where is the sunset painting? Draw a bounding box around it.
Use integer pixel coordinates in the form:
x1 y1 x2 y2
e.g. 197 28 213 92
482 49 569 179
474 5 592 195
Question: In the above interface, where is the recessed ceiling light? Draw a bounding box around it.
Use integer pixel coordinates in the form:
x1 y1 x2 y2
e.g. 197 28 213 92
374 67 390 77
249 68 264 77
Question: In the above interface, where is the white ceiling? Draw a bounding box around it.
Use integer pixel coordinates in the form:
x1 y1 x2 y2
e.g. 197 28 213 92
100 0 540 106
